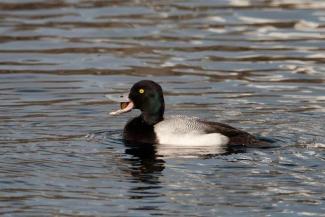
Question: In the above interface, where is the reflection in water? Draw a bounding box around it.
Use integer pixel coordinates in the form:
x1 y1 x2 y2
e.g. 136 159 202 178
156 144 229 157
125 145 165 214
124 142 165 183
123 143 164 213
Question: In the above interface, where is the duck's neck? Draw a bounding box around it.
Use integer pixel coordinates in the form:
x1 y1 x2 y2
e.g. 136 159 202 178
141 109 164 125
140 95 165 125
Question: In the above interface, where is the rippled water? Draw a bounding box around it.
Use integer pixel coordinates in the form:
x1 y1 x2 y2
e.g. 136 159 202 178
0 0 325 216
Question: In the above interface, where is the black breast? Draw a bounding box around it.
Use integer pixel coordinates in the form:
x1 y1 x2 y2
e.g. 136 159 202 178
123 116 157 144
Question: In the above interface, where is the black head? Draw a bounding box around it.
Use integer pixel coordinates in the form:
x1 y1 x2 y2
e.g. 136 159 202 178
129 80 165 125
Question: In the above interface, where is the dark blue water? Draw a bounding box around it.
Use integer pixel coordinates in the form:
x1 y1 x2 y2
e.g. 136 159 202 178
0 0 324 216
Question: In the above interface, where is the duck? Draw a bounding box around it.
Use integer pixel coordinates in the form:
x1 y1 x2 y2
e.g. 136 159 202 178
108 80 267 148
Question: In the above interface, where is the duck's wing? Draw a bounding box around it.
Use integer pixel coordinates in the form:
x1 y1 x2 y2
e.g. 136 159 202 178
197 120 260 147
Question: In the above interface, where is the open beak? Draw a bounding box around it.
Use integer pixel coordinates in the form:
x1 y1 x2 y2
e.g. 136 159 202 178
105 94 134 115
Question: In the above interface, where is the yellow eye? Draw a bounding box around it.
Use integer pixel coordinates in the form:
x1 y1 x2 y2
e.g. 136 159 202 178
139 88 144 94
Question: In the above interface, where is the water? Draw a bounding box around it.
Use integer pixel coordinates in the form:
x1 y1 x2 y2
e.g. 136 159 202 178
0 0 325 216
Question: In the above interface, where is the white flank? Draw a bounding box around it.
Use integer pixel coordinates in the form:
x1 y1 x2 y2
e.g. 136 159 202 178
154 115 229 147
155 132 229 147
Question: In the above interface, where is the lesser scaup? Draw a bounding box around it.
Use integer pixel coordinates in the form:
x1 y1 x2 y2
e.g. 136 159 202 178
108 80 267 148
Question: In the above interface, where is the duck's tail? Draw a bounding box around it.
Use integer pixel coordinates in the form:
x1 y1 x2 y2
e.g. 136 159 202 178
248 136 279 149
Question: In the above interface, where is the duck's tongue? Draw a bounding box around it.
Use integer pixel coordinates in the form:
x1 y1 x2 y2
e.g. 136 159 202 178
109 101 134 115
105 94 134 116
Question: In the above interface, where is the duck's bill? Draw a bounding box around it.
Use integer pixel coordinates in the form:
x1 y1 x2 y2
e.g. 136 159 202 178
105 94 134 115
109 101 134 115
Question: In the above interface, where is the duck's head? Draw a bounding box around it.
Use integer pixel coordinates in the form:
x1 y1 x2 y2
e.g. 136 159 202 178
108 80 165 124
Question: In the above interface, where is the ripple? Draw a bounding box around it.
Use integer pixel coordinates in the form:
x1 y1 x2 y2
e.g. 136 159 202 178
0 0 325 216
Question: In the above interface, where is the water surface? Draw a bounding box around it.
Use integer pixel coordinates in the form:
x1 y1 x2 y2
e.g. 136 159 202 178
0 0 324 216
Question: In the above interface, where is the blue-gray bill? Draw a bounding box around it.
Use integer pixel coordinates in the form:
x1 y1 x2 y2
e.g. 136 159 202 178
105 94 134 115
